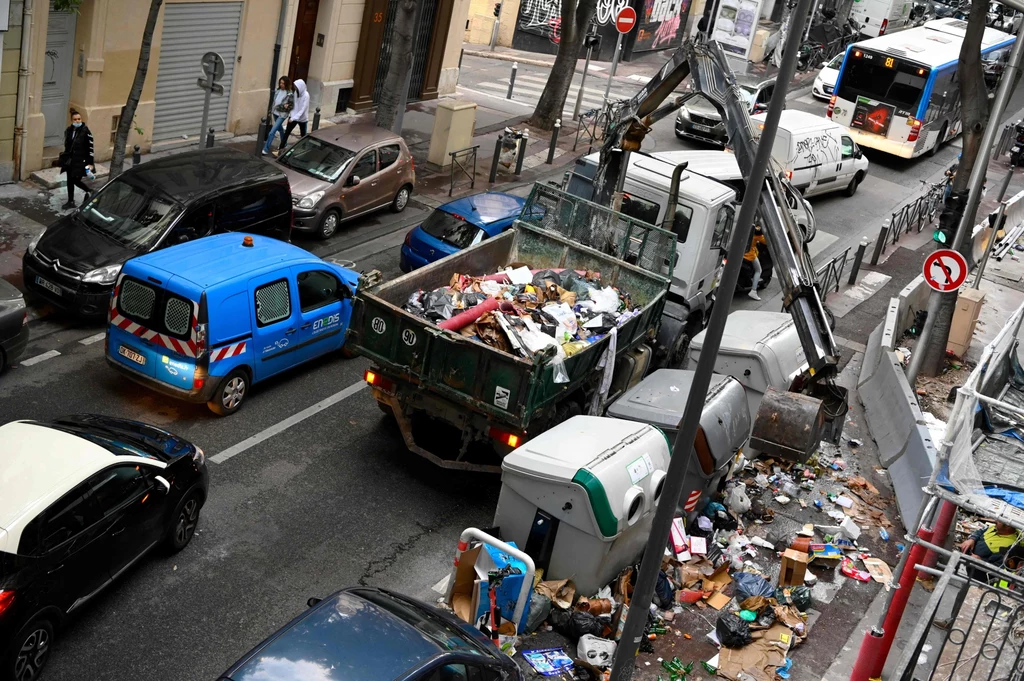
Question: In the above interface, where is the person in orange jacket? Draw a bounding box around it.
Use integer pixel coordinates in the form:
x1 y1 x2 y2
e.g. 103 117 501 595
743 225 766 301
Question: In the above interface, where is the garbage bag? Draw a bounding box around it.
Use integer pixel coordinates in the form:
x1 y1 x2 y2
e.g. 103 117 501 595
405 290 425 316
587 286 621 314
525 592 552 634
577 634 616 668
734 573 775 601
565 611 605 640
548 606 572 633
424 289 455 321
725 485 751 514
716 612 753 648
775 585 812 611
561 270 592 300
532 269 563 288
654 570 674 609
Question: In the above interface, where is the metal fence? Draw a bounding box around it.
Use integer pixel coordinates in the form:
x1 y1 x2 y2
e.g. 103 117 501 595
892 544 1024 681
815 246 850 296
448 145 479 197
870 177 949 265
574 105 609 152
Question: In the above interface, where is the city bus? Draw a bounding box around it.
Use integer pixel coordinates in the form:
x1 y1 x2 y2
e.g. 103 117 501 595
827 18 1014 158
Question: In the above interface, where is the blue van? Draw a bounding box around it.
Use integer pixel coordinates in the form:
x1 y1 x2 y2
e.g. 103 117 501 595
105 233 360 415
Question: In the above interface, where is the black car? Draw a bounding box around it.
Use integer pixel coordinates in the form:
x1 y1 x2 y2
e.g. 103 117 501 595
219 587 523 681
23 147 293 317
0 279 28 373
0 414 209 681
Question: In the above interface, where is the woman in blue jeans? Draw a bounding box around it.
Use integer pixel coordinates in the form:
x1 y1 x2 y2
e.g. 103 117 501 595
262 76 293 155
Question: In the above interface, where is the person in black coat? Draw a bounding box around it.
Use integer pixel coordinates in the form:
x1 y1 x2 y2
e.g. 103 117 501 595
60 109 94 210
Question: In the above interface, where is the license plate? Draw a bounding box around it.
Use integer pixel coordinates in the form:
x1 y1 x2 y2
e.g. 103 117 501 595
118 345 146 366
35 276 61 296
692 124 713 132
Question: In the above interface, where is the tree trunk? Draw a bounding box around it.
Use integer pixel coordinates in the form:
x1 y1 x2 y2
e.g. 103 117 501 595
109 0 163 179
529 0 599 131
918 0 989 377
375 0 417 131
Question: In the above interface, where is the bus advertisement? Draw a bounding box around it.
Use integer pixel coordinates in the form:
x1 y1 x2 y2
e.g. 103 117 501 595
827 18 1014 158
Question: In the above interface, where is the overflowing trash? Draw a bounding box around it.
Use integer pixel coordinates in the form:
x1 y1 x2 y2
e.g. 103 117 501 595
438 424 898 681
403 266 641 380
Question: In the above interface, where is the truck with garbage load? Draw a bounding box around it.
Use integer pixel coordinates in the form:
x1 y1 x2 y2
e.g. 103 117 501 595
347 184 681 472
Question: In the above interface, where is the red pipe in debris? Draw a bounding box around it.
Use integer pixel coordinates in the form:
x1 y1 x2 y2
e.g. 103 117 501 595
923 501 955 569
438 298 500 331
853 527 934 681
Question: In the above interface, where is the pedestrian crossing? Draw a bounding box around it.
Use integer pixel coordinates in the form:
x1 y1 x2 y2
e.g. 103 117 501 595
464 72 639 119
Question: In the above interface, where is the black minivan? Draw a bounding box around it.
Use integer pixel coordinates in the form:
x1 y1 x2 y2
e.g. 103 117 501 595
23 147 293 317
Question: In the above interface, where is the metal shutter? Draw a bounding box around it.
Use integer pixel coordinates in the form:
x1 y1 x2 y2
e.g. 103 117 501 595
152 2 243 142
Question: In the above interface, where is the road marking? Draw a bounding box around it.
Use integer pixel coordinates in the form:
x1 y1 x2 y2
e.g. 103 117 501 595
79 332 106 345
210 380 369 464
456 86 534 108
432 573 451 594
20 349 60 366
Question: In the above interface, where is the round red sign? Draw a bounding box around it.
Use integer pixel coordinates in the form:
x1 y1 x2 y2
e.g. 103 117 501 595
615 7 637 33
923 249 969 292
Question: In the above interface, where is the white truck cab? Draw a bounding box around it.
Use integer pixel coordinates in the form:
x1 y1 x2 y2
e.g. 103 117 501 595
753 110 870 198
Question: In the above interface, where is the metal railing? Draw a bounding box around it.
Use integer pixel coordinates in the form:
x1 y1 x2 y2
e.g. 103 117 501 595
870 176 950 265
815 246 850 296
448 145 479 197
574 105 608 151
892 543 1024 681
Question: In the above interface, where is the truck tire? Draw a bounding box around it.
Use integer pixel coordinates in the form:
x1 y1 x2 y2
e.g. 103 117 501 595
929 123 948 157
665 329 691 369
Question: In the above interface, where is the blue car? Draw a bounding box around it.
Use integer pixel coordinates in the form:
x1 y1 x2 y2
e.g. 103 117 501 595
106 233 360 416
400 192 526 272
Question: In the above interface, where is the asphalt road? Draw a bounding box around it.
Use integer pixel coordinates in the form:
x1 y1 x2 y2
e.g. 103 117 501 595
5 59 1024 681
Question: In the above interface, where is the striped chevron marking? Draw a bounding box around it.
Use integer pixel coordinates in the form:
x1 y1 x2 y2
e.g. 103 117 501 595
210 341 247 362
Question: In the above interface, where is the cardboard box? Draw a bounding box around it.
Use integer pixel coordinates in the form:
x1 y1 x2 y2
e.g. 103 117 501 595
947 287 985 358
449 543 532 630
779 549 809 586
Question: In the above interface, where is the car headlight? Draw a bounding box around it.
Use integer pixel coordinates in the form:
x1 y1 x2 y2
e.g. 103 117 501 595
82 264 121 285
192 446 205 466
297 191 325 209
27 230 44 255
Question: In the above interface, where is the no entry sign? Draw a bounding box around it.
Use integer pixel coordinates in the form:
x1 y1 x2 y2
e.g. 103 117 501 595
923 249 969 292
615 7 637 33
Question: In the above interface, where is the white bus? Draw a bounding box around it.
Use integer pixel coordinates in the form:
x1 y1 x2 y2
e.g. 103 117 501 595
827 18 1014 158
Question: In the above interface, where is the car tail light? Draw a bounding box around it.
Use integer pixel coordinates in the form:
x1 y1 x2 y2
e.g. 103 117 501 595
410 156 415 175
404 231 412 247
489 427 522 449
827 95 836 118
193 377 205 391
194 322 208 359
907 117 922 142
0 590 14 616
364 369 395 394
785 169 793 180
22 310 27 327
880 18 888 34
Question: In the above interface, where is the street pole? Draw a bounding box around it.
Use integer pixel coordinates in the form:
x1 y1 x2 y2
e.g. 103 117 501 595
604 33 624 102
907 28 1024 385
393 0 425 136
574 39 595 121
803 0 820 41
199 85 213 147
606 0 813 676
972 169 1014 287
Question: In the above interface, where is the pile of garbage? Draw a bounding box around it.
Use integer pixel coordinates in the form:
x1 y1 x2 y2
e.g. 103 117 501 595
404 266 641 375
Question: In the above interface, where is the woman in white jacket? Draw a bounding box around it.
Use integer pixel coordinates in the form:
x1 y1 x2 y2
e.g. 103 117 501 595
280 79 310 150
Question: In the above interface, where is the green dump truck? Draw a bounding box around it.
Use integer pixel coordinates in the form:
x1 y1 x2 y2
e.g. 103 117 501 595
347 184 677 472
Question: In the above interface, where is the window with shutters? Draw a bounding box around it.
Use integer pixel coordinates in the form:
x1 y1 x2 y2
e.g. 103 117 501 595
255 279 291 327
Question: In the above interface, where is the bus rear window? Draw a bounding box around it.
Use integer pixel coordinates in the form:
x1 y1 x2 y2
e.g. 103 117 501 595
837 52 928 111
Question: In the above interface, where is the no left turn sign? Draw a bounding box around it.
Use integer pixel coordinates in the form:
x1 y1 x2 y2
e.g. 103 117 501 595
923 249 969 292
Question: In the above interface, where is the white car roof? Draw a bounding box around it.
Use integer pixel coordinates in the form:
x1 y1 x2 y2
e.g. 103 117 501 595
753 109 845 135
581 152 736 204
0 421 165 552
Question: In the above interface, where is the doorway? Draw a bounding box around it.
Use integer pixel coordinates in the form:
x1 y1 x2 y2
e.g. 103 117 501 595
42 5 77 147
289 0 321 82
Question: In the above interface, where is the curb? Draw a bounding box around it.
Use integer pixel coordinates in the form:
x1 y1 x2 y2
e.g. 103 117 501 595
463 49 555 68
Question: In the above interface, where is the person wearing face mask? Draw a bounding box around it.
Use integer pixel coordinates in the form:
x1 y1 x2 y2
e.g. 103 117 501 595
59 109 94 210
279 79 310 151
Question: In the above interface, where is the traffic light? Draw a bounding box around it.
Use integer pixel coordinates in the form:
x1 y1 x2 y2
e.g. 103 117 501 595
933 223 954 244
494 2 501 16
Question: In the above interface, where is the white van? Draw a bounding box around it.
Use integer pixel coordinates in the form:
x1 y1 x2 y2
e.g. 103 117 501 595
752 110 870 198
850 0 913 37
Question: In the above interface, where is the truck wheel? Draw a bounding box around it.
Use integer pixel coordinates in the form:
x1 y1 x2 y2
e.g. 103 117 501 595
208 368 249 416
929 123 947 157
666 331 690 369
377 400 396 419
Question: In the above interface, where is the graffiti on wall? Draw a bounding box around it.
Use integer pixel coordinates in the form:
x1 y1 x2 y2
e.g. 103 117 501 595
518 0 630 43
634 0 690 52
